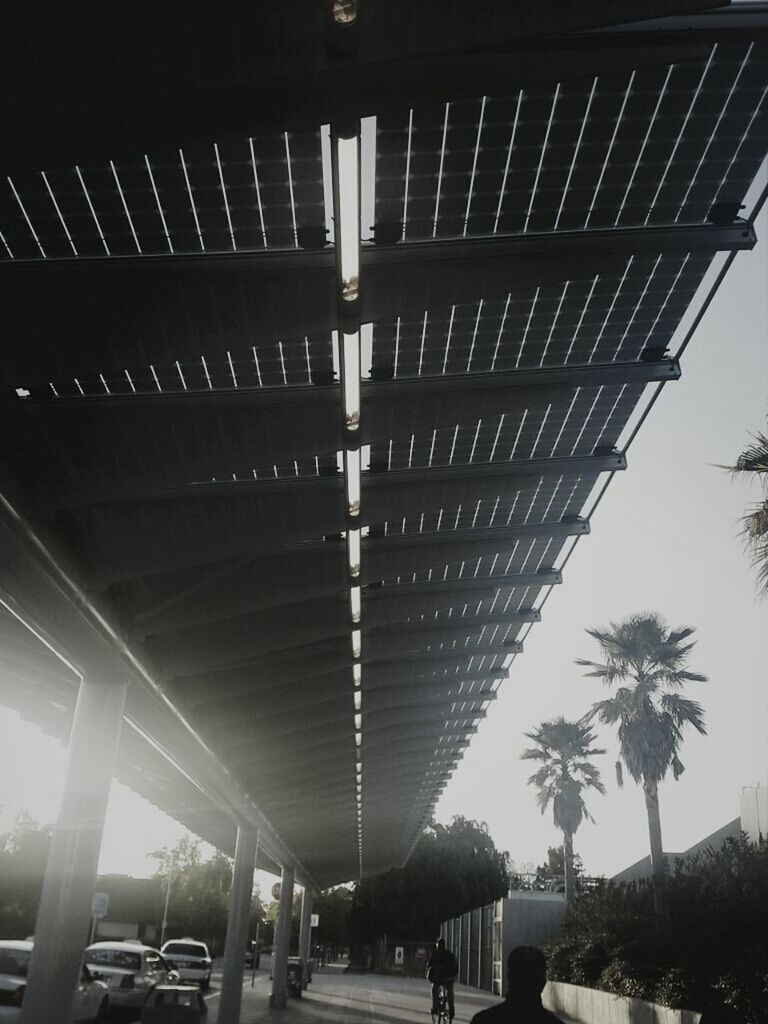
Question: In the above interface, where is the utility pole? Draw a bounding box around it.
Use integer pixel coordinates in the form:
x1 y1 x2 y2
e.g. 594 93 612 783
160 871 173 946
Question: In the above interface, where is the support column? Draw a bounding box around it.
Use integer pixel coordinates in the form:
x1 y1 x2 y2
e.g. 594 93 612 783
269 864 295 1008
218 826 258 1024
298 888 313 990
20 678 127 1024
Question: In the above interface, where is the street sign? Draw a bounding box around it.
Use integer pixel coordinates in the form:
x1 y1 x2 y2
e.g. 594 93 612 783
91 892 109 919
271 882 282 901
310 913 319 927
394 946 404 965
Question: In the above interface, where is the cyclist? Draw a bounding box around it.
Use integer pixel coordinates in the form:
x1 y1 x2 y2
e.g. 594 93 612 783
426 937 458 1021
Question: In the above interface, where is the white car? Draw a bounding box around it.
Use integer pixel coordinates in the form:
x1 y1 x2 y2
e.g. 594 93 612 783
160 940 212 990
85 941 177 1012
0 940 109 1022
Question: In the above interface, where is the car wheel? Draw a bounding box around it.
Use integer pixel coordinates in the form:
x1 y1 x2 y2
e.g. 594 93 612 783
95 996 109 1022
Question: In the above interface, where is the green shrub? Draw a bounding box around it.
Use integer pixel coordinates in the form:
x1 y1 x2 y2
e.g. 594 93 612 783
545 837 768 1022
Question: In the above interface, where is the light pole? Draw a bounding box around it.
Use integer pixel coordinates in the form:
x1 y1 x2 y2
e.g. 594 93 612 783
160 871 173 946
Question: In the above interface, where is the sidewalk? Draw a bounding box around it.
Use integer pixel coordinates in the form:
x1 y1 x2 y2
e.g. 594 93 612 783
207 962 499 1023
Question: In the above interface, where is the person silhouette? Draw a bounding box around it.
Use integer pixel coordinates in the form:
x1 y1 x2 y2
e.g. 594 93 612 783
470 946 564 1023
426 938 458 1020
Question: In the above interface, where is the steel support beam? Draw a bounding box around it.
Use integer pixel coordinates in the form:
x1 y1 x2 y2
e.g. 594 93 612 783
270 865 295 1009
20 678 127 1024
219 827 258 1024
0 4 727 174
374 568 562 595
0 485 318 890
8 356 680 411
298 890 313 990
1 224 747 380
74 451 619 512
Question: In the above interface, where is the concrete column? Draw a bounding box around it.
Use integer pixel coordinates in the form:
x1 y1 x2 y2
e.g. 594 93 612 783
298 888 313 989
269 864 295 1008
20 677 127 1024
218 826 258 1024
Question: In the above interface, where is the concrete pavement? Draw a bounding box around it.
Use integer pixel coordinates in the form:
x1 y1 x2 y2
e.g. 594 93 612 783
206 960 501 1023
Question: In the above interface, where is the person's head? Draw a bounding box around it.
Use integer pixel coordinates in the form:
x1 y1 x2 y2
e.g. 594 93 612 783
435 938 446 951
506 946 547 998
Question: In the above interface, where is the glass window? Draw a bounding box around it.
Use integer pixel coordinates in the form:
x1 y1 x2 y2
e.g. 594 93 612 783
87 949 142 971
0 947 31 977
163 942 207 958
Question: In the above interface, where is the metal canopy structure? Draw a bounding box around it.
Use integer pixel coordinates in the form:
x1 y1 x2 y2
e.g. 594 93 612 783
1 1 767 891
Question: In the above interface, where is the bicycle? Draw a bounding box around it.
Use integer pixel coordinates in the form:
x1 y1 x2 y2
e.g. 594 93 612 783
432 982 451 1023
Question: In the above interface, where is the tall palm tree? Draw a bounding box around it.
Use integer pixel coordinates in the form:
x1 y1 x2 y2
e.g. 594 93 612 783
726 430 768 596
521 717 605 903
577 613 707 891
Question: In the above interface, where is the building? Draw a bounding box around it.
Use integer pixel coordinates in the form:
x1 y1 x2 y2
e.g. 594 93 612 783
612 784 766 883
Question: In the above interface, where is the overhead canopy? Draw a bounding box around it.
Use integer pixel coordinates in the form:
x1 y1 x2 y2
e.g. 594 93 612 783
0 1 766 887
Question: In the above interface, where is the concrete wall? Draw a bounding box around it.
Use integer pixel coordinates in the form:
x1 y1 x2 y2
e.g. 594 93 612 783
442 892 566 996
740 784 767 843
502 892 565 950
498 892 566 997
544 982 701 1024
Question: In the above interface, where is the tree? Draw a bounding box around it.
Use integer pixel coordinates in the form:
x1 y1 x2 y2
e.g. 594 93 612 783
348 817 509 947
0 814 52 937
724 428 768 596
536 845 583 883
521 717 605 903
577 613 707 898
151 839 234 953
313 887 352 952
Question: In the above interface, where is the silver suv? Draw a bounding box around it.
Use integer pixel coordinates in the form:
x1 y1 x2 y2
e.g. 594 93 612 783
160 940 212 991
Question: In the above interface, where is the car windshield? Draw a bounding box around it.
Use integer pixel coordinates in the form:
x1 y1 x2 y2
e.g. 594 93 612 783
87 949 142 971
0 948 31 977
164 943 206 957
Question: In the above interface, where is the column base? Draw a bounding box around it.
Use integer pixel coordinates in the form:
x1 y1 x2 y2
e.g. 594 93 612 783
269 994 287 1009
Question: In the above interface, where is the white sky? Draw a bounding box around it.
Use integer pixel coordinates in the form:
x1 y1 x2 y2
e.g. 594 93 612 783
0 207 766 886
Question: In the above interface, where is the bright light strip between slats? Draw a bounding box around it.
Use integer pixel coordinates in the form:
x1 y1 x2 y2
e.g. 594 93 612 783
353 663 362 686
345 449 361 517
350 586 361 623
342 331 361 430
347 528 361 577
336 135 360 302
354 691 362 711
351 628 362 659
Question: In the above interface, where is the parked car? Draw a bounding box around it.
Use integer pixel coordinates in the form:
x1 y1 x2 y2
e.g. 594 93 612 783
0 940 109 1022
140 984 207 1023
160 940 212 991
85 941 177 1013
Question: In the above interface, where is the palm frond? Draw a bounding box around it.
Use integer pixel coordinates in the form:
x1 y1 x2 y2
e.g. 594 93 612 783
659 694 707 734
730 432 768 475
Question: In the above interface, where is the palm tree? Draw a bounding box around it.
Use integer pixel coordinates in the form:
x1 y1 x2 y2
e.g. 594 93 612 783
726 430 768 596
577 613 707 892
521 717 605 903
